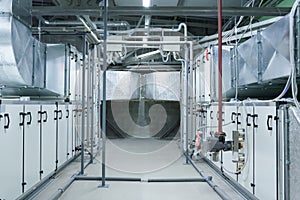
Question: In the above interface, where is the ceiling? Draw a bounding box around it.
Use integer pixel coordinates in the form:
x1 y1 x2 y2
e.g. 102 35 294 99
32 0 289 36
30 0 290 68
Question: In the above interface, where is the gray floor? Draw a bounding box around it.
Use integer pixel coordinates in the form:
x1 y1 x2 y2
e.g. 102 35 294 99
33 139 243 200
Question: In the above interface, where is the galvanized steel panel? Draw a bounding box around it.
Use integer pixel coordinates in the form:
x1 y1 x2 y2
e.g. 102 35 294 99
101 71 140 100
144 72 180 101
288 107 300 200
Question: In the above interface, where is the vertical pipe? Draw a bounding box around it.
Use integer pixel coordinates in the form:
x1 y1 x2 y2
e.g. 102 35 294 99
87 43 91 147
64 45 69 98
194 60 197 136
21 105 25 193
90 45 96 163
39 105 43 180
81 35 86 175
218 0 223 134
185 47 189 164
55 102 59 171
101 0 108 187
97 45 101 153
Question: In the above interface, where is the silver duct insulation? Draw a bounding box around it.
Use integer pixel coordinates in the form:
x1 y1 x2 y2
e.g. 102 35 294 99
198 14 293 100
144 72 180 101
101 71 180 101
101 71 140 100
238 14 291 85
0 0 31 26
0 0 45 90
210 46 233 100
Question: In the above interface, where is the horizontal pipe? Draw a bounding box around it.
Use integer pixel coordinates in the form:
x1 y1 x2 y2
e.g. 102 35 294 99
185 153 231 200
17 153 81 200
75 176 207 183
203 157 259 200
32 6 290 17
50 177 75 200
75 176 142 182
147 178 207 183
49 159 92 200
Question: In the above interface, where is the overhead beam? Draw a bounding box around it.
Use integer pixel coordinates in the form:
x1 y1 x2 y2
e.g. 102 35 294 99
32 6 290 17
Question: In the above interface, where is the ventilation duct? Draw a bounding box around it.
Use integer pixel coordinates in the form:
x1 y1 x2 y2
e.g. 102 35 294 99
0 0 79 97
0 0 46 95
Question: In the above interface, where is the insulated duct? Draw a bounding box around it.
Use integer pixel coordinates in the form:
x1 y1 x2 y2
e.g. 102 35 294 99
237 14 291 85
0 0 46 91
200 14 294 100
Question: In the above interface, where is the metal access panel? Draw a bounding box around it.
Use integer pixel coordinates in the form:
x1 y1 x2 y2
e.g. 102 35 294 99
66 104 73 159
221 104 239 180
24 104 40 192
58 104 69 167
237 104 255 194
254 103 277 200
46 44 68 96
41 104 56 179
69 49 82 101
196 51 211 102
0 104 23 200
198 49 212 102
73 107 82 152
286 107 300 200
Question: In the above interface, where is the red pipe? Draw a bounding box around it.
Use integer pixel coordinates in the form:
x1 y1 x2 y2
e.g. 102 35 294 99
218 0 223 134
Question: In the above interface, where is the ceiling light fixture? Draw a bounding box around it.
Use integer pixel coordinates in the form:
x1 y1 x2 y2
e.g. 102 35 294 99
143 0 151 7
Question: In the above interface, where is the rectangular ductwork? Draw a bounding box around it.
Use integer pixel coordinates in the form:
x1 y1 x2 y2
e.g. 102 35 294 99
237 14 291 85
0 0 80 98
198 14 294 100
101 71 181 101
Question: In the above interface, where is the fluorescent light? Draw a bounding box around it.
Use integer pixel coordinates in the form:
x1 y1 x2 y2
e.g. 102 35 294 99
143 0 151 7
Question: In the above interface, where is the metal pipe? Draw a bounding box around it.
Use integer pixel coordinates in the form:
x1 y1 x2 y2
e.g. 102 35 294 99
38 16 130 29
97 45 102 154
90 45 96 163
80 35 86 175
78 16 101 44
186 154 231 200
86 43 91 148
74 176 207 183
202 156 259 200
76 176 141 182
108 24 187 35
194 16 282 49
55 103 59 171
184 42 189 164
32 6 290 17
49 177 75 200
18 153 82 200
100 0 108 188
217 0 223 134
49 156 91 200
147 178 207 183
